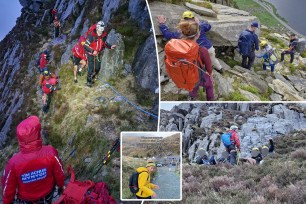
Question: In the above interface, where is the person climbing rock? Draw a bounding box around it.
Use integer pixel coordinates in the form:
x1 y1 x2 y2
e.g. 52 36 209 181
1 116 65 204
256 40 278 73
39 50 50 73
280 33 298 64
157 11 223 74
238 21 260 70
84 21 116 87
53 15 61 38
221 125 241 165
136 163 159 199
72 36 87 83
38 67 56 87
164 20 214 101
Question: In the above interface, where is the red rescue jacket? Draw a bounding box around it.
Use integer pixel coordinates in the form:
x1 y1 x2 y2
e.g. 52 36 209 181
84 29 111 55
1 116 65 204
72 36 87 61
229 130 241 149
39 53 48 69
42 78 57 95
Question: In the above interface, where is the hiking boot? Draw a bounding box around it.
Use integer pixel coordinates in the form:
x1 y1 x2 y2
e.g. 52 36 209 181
216 68 224 74
74 79 78 83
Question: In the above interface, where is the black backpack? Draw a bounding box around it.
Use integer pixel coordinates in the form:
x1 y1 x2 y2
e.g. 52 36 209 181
129 171 148 194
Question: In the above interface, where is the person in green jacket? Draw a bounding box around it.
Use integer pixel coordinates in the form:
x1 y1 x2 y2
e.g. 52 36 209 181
136 163 159 199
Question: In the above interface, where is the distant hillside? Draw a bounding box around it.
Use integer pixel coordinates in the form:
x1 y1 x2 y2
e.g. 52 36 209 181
123 133 180 157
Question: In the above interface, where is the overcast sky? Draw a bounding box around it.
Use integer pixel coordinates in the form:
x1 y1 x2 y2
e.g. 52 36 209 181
0 1 22 41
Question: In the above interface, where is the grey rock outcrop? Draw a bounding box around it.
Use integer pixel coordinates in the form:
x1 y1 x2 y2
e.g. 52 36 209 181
128 0 151 29
132 35 158 93
160 103 306 160
100 29 125 80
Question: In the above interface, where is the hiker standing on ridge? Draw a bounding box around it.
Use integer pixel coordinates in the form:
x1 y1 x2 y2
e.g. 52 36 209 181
72 36 87 83
221 125 241 165
158 11 224 74
136 163 159 199
84 21 116 87
238 21 260 70
53 15 61 38
1 116 65 204
280 33 298 64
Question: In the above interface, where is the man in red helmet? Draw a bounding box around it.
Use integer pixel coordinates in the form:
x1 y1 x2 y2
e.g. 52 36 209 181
84 21 116 87
1 116 65 204
72 36 87 83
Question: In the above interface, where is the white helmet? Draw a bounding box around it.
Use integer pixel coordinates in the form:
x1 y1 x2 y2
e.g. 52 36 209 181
230 125 238 131
96 21 105 36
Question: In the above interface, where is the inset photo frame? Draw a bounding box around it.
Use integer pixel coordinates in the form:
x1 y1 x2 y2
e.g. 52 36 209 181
120 131 182 202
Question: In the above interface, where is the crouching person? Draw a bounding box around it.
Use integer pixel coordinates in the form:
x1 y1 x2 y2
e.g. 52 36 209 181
1 116 65 204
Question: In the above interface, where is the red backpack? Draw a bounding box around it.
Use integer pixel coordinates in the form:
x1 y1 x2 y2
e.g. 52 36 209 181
55 166 116 204
164 39 203 91
72 36 87 60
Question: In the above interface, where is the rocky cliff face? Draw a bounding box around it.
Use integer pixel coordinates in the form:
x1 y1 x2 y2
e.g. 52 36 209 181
0 0 157 200
151 0 306 101
160 103 306 160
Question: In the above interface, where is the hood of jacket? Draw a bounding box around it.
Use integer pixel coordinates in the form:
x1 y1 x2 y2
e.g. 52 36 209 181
16 115 42 153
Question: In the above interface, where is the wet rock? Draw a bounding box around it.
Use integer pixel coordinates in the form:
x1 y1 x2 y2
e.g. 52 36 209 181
112 96 125 103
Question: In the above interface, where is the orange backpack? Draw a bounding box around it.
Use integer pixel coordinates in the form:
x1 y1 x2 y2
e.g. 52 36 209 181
164 39 203 91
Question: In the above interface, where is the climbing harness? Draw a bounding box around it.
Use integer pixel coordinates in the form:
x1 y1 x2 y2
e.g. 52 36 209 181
95 138 120 174
97 77 158 119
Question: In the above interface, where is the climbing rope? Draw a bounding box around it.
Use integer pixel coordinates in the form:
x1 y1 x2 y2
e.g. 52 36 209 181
97 77 158 119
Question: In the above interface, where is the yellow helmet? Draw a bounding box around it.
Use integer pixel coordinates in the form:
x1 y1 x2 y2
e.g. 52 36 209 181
262 145 268 149
182 11 194 19
252 147 259 151
260 40 267 47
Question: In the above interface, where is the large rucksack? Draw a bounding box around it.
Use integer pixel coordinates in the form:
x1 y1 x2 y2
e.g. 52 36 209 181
164 39 203 91
55 166 116 204
238 31 251 56
296 38 306 53
129 171 148 194
221 132 233 148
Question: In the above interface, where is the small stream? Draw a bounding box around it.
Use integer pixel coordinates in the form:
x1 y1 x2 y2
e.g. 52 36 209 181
152 166 180 199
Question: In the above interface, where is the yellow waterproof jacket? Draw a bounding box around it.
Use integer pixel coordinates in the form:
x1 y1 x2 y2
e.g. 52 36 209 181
136 167 155 198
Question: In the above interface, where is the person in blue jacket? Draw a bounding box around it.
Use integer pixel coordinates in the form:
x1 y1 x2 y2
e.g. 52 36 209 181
157 11 223 74
256 40 277 73
238 22 260 70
